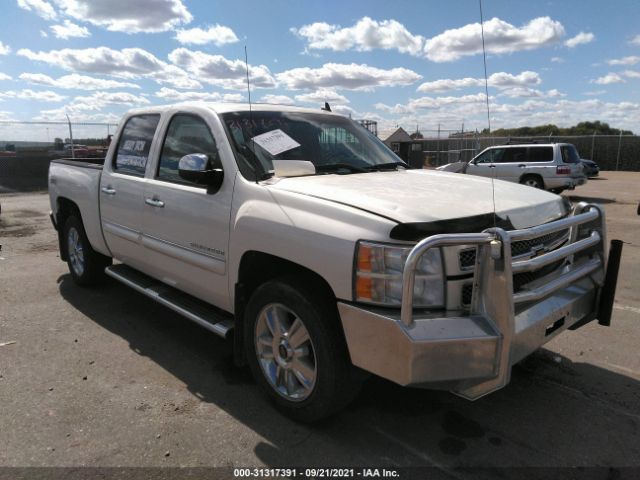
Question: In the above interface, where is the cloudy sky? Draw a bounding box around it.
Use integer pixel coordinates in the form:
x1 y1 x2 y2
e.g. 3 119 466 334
0 0 639 134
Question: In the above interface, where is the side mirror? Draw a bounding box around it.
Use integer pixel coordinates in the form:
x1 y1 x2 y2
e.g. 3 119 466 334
178 153 224 191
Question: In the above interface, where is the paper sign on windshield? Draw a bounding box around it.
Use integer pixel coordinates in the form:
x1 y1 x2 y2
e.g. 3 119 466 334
251 129 300 156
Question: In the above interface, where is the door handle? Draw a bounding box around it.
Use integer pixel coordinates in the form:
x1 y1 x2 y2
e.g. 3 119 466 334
518 164 527 168
145 198 165 208
101 186 116 195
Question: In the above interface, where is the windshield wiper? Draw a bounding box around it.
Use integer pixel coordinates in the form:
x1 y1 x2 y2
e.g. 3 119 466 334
315 163 368 174
365 161 407 171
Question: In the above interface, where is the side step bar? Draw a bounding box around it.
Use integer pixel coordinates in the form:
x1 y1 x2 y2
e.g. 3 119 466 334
105 264 234 339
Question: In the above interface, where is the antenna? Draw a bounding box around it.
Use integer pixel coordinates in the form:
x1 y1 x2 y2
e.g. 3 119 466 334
479 0 497 230
244 46 260 183
244 45 253 113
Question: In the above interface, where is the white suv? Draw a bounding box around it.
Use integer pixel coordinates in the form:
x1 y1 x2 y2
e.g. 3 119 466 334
464 143 587 192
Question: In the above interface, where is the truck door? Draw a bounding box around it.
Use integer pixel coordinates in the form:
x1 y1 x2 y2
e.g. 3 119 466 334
99 114 161 272
141 113 232 310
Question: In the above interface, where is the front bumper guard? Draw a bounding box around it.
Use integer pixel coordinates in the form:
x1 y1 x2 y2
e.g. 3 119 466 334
338 203 622 400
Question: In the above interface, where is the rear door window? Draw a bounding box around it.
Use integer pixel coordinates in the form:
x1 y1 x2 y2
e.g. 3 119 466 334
528 147 554 162
114 114 160 176
501 148 527 163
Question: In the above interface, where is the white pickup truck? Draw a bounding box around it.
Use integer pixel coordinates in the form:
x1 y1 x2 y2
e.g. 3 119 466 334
49 103 622 422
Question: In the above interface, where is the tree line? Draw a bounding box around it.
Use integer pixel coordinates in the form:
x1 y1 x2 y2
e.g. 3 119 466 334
480 121 634 136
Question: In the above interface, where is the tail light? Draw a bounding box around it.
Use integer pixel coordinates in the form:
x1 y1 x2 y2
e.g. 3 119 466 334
556 166 571 175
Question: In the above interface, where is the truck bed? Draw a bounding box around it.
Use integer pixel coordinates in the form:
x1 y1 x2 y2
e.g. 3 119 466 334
51 157 105 168
49 158 110 257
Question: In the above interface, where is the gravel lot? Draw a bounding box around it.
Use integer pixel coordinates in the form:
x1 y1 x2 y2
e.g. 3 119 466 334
1 172 639 473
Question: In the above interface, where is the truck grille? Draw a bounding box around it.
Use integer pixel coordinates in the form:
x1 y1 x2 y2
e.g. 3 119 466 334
459 228 570 270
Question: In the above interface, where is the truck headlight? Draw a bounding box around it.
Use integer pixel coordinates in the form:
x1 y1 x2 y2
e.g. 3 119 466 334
354 241 444 308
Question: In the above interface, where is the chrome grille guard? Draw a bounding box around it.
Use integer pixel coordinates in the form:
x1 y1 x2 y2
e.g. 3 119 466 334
401 202 606 328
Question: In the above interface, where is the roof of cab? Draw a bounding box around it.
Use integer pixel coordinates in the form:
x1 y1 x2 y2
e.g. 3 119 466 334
123 102 342 117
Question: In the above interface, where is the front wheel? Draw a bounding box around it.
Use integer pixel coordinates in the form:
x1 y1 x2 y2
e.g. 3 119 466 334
63 215 111 286
244 276 361 422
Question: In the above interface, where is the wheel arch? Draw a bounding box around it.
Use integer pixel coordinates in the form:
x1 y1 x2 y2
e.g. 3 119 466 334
233 250 342 366
519 173 545 189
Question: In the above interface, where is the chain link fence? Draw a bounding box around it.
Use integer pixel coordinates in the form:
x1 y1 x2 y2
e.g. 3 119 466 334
406 129 640 171
0 121 117 192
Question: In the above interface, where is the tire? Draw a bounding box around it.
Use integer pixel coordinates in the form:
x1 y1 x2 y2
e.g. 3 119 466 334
63 215 112 286
520 175 544 189
244 275 361 422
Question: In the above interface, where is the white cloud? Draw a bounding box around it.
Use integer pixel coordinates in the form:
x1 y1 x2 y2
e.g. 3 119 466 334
0 41 10 55
154 87 243 102
168 48 276 89
424 17 565 62
34 107 121 123
583 90 606 96
331 105 357 117
259 94 295 105
551 56 564 63
623 70 640 79
70 91 150 111
592 73 626 85
499 87 565 98
40 30 48 37
384 98 640 134
0 73 11 81
17 0 57 20
174 25 239 46
17 47 198 89
417 71 541 93
50 20 91 39
293 16 566 63
564 32 595 48
630 35 640 46
19 72 139 90
292 17 425 56
277 63 421 91
55 0 192 33
607 56 640 66
492 99 639 132
376 93 487 115
294 89 350 105
0 89 66 102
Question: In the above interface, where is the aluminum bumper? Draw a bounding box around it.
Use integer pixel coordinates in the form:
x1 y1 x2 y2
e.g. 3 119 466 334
339 204 618 400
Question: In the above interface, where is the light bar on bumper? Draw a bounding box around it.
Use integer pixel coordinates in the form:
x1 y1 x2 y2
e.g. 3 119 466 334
355 241 444 308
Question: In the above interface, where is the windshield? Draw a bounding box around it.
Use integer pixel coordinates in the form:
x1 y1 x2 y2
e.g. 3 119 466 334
220 111 405 179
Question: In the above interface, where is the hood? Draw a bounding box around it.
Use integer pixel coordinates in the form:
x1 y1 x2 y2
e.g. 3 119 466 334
267 169 568 232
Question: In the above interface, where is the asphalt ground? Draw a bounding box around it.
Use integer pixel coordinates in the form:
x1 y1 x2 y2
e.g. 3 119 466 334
0 172 639 476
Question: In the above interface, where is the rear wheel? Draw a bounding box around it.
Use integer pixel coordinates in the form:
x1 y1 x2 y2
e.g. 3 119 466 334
520 175 544 189
63 215 111 286
244 275 361 422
